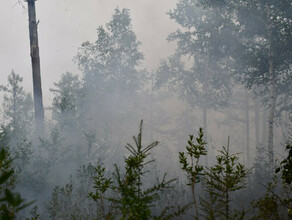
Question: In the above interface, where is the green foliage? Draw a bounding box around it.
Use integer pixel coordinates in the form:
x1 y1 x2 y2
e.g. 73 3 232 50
50 72 83 129
179 128 207 183
48 179 74 219
278 146 292 218
251 182 281 220
73 8 147 157
88 164 115 219
179 127 207 219
0 188 33 220
199 175 222 220
155 0 233 110
0 70 33 142
179 131 250 219
0 147 33 219
89 120 186 219
233 0 292 84
26 206 41 220
75 8 144 93
0 148 16 192
0 126 34 219
229 0 292 118
202 140 250 220
276 144 292 185
48 164 97 220
251 174 291 219
0 72 34 191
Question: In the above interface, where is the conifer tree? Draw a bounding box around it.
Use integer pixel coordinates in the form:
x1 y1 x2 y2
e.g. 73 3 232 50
0 71 33 149
0 133 33 219
178 128 207 219
202 139 250 220
50 72 83 129
89 120 188 219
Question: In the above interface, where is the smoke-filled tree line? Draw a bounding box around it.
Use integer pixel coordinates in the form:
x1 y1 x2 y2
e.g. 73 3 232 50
0 1 291 219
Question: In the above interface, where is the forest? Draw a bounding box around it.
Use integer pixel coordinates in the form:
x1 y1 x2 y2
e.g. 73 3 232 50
0 0 291 219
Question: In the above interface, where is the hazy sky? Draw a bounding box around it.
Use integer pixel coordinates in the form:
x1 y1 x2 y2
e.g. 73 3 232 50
0 0 179 106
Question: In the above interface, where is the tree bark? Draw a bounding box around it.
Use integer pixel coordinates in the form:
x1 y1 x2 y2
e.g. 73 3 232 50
203 50 210 166
245 89 250 167
266 5 276 172
203 107 207 139
267 59 276 172
27 0 44 132
254 96 260 148
150 73 154 141
262 107 267 145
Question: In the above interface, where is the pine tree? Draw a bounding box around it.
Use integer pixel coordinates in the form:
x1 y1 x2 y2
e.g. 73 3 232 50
50 72 83 129
202 139 250 220
0 132 33 219
0 70 33 150
89 120 188 219
178 128 207 219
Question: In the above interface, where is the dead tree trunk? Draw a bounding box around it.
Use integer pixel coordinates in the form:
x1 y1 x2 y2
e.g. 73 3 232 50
27 0 44 132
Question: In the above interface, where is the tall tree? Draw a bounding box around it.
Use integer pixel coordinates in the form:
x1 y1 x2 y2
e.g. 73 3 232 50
75 8 145 141
156 0 234 150
26 0 44 132
193 0 291 171
75 8 144 95
231 0 292 171
50 72 83 129
254 95 260 148
0 71 33 147
244 88 250 167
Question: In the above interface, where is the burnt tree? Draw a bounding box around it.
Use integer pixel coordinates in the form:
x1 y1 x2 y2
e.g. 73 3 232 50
26 0 44 131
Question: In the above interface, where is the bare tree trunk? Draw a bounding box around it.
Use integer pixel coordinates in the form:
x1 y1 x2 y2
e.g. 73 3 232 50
27 0 44 132
203 107 207 138
150 73 154 141
245 89 250 167
202 107 209 166
267 60 276 172
254 96 260 148
266 5 276 172
203 50 210 166
262 107 267 145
